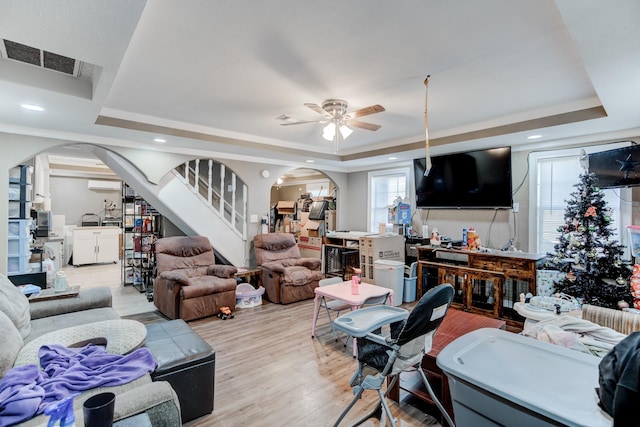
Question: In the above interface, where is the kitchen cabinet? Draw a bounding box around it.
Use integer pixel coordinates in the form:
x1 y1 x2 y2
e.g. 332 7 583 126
71 226 120 266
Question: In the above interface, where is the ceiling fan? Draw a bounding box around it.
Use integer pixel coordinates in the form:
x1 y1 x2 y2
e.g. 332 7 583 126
278 99 385 152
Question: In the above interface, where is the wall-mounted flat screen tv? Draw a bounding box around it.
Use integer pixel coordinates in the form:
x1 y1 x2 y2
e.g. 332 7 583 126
588 144 640 189
414 146 513 209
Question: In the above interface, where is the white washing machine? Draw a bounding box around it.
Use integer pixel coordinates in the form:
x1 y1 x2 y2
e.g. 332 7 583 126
43 238 65 271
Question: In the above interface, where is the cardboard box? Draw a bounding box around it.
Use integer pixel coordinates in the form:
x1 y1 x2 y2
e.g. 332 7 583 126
277 200 296 215
388 202 411 225
298 235 322 259
299 211 309 226
303 220 323 237
298 236 322 248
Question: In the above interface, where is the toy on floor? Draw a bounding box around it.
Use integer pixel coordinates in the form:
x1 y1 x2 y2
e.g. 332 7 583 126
218 306 234 320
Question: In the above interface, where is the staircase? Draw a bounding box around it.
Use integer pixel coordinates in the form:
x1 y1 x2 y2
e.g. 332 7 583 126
174 159 247 240
92 147 248 267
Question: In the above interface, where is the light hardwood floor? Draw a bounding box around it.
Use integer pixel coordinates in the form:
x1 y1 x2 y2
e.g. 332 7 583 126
63 262 442 427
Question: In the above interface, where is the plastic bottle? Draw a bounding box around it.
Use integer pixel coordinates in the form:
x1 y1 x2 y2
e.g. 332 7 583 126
44 393 78 427
144 217 152 233
351 268 361 295
42 258 56 287
53 270 68 292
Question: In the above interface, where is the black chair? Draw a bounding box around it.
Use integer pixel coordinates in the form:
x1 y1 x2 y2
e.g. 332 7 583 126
333 283 455 427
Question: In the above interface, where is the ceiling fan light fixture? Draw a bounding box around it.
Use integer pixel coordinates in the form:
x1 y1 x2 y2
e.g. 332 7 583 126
339 124 353 139
322 122 336 141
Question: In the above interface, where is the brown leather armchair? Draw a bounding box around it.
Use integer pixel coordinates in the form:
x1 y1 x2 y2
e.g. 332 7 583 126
254 233 323 304
154 236 238 321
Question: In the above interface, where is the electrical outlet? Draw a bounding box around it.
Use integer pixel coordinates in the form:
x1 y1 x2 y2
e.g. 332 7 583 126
512 202 520 213
250 214 258 223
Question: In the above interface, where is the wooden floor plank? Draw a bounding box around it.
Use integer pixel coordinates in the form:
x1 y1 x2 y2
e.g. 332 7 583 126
63 262 442 426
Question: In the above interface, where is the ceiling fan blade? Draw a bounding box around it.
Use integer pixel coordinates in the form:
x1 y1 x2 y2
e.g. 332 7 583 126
347 120 381 131
304 103 329 117
280 120 325 126
350 104 385 118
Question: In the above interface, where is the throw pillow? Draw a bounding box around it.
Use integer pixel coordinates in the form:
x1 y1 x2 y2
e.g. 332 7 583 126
0 309 23 377
0 273 31 339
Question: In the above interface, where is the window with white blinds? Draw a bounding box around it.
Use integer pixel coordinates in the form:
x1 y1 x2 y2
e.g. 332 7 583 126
368 168 409 233
531 144 631 255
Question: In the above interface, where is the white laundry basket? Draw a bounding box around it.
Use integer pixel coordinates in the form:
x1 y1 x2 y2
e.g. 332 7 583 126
235 283 265 308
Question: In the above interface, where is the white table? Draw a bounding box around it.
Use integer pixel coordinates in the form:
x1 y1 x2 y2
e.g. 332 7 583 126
311 281 393 354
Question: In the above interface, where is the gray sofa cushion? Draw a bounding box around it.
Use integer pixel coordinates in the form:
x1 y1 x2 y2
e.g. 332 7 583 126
0 273 31 338
0 309 23 377
29 287 112 320
27 307 120 344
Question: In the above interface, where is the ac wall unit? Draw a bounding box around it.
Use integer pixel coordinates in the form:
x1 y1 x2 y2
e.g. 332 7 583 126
87 180 121 191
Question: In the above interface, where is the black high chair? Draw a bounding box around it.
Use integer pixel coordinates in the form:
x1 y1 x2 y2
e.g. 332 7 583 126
332 283 455 427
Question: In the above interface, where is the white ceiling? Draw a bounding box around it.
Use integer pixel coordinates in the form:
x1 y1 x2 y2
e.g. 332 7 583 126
1 0 639 173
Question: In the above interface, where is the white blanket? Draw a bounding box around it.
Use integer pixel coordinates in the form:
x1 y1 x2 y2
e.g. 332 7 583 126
522 316 627 357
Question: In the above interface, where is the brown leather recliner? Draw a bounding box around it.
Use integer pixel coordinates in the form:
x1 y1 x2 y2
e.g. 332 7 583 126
154 236 237 321
254 233 323 304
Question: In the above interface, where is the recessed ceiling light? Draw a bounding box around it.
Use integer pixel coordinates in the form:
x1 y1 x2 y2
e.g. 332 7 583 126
153 138 166 143
306 160 314 163
21 104 44 111
527 134 542 140
388 157 398 160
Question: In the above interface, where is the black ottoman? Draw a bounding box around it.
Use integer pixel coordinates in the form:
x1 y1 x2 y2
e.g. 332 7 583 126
145 320 215 423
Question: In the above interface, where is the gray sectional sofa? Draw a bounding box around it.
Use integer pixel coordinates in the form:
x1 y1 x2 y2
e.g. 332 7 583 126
0 273 181 426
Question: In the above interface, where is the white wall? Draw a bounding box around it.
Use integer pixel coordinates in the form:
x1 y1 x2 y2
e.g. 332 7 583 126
344 171 369 232
344 153 530 251
49 176 121 226
0 131 534 276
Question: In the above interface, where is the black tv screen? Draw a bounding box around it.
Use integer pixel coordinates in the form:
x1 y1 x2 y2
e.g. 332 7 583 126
588 144 640 189
414 147 513 209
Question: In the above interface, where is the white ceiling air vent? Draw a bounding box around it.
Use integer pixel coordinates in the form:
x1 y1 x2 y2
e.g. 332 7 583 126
0 39 94 79
88 180 121 191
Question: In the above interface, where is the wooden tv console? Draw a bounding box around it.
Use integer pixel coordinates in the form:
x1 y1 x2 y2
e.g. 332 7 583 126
416 246 546 326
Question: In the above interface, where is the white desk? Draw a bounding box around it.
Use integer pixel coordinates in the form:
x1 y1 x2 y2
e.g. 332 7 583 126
311 281 393 339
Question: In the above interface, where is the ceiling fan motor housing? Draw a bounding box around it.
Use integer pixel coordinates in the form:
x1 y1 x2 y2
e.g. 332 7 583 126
322 99 349 118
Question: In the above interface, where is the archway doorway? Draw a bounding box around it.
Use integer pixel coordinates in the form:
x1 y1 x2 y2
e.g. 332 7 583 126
269 168 337 237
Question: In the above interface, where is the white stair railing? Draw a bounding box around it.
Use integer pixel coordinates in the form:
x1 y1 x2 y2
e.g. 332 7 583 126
174 159 247 240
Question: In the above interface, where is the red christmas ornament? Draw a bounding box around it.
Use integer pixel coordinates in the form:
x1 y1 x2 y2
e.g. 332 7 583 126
585 206 596 217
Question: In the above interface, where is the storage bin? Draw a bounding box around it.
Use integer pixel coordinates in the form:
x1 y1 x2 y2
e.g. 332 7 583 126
403 277 417 303
436 328 611 427
8 237 31 256
145 320 216 423
403 261 417 303
8 219 32 237
9 165 32 184
8 183 32 201
374 259 404 306
9 201 30 219
8 184 20 201
9 166 22 181
8 255 31 275
235 283 265 308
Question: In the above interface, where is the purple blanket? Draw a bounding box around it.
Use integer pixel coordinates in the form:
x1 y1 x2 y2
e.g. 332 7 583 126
0 344 156 427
